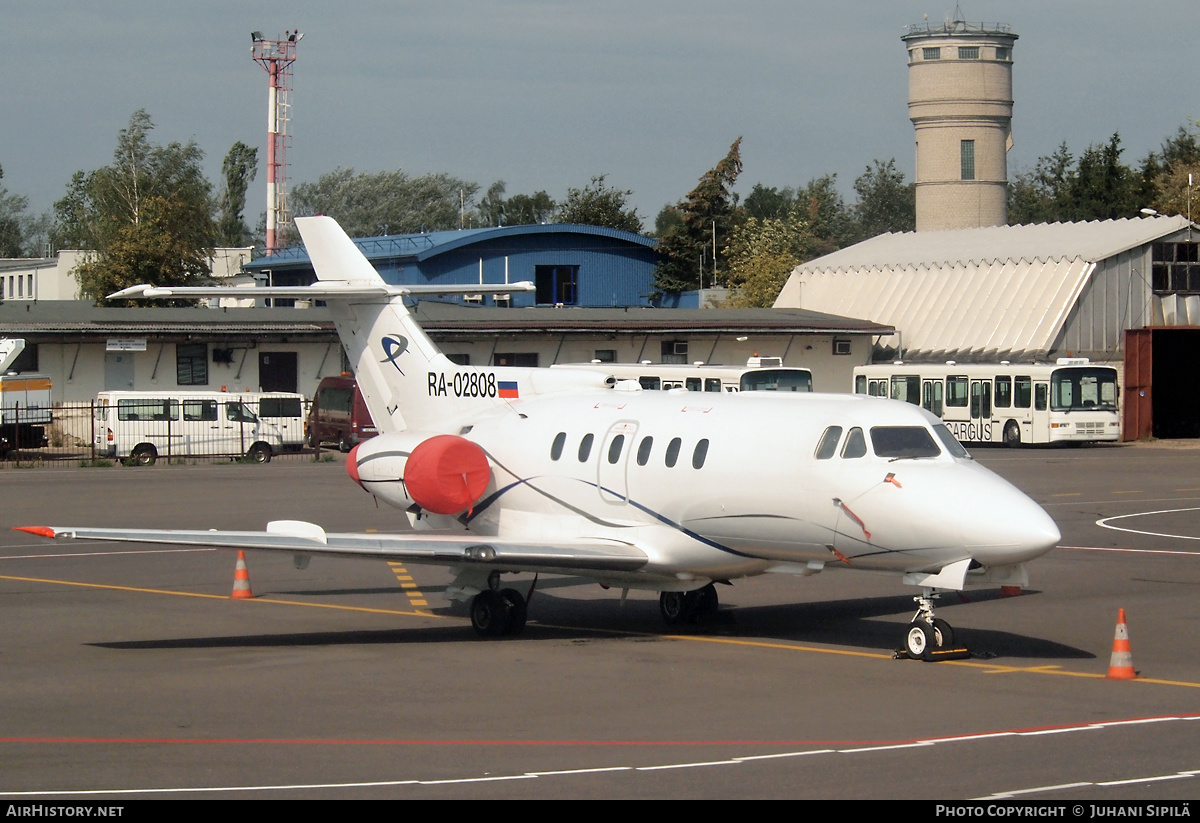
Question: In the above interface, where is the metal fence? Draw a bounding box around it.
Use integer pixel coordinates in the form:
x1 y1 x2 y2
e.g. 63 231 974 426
0 398 320 466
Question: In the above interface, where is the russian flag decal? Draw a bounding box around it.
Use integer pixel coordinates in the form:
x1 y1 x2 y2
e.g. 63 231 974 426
498 380 519 398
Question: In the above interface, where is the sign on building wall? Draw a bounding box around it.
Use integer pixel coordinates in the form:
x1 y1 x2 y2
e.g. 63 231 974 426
106 338 147 352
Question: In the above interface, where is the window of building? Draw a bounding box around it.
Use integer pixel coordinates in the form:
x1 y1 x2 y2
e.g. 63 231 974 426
995 47 1009 60
1152 242 1200 293
661 340 688 365
959 46 980 59
492 352 538 367
176 344 208 386
594 349 616 363
923 47 941 60
961 140 976 181
446 353 470 366
535 265 579 305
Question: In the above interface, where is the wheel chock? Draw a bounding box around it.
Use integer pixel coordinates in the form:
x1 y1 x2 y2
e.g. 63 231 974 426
893 645 972 661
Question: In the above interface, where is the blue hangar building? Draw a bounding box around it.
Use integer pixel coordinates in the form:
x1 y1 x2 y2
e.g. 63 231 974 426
244 224 659 308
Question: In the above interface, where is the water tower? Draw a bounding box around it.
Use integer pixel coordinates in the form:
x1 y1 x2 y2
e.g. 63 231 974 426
902 12 1017 231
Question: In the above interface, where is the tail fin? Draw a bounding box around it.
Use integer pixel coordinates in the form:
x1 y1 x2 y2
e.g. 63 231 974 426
108 216 609 434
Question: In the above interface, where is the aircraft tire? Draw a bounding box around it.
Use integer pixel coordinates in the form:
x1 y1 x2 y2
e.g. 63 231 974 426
685 583 719 623
499 588 527 635
905 621 934 660
470 590 510 638
932 618 954 648
659 591 687 625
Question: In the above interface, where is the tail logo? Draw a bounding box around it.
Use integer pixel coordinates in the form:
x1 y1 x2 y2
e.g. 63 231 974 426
380 335 409 374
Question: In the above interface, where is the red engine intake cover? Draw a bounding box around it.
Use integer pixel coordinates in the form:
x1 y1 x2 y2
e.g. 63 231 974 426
404 435 491 515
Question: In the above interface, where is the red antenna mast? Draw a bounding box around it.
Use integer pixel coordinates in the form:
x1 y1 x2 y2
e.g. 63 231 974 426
251 30 301 254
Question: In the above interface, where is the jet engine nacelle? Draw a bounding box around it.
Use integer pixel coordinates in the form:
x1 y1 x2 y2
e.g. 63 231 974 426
347 432 491 514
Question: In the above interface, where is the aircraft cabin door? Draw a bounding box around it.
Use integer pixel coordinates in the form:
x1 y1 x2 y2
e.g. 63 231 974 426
597 421 637 504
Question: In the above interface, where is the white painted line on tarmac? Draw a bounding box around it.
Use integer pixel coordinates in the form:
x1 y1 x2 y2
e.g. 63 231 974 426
1060 545 1200 556
1096 507 1200 541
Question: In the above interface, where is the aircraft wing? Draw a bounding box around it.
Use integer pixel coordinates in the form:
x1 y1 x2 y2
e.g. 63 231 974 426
15 521 648 573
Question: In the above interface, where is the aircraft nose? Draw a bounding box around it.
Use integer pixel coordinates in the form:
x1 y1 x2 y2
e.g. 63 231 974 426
964 474 1060 566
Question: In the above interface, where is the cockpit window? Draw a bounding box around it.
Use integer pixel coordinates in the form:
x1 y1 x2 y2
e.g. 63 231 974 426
841 427 867 459
870 426 940 458
933 424 971 459
815 426 842 459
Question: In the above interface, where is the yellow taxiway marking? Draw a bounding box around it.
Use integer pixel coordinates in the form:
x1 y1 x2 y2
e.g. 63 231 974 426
1049 493 1082 498
386 561 430 609
6 572 1200 690
0 573 441 619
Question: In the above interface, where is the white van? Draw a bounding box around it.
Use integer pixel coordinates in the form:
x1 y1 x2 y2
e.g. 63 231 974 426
251 392 309 451
94 391 286 465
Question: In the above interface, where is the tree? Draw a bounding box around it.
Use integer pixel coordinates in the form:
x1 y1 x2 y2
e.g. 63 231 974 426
653 138 744 294
0 164 29 257
290 168 478 236
852 159 914 238
724 212 815 308
476 180 556 226
73 195 213 302
52 110 215 302
558 174 641 232
217 141 258 246
1008 134 1151 224
1144 124 1200 219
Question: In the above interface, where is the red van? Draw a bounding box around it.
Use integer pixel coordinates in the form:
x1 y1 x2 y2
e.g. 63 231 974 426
305 375 378 452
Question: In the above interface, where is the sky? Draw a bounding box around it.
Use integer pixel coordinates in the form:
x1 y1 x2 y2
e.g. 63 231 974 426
3 1 1198 233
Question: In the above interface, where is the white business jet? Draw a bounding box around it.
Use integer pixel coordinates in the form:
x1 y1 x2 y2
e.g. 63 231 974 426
18 216 1060 658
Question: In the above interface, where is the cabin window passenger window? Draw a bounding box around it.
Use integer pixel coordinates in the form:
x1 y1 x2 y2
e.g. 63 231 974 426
995 377 1012 408
639 376 661 390
1035 384 1048 411
946 376 968 407
705 378 722 392
636 436 653 465
870 426 940 459
890 375 920 404
685 377 702 391
665 437 682 468
578 433 594 462
692 439 709 469
855 376 866 394
1015 376 1032 408
183 400 218 422
841 428 867 459
550 432 566 461
608 434 625 464
815 426 842 459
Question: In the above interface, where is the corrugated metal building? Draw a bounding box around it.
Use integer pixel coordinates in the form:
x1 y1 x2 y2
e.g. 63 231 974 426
244 224 659 308
774 215 1200 438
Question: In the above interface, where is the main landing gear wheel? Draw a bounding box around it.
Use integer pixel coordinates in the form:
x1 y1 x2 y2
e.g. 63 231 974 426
659 583 719 626
470 587 529 638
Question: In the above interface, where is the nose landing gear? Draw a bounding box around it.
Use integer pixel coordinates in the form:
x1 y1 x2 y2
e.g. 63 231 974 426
900 592 970 661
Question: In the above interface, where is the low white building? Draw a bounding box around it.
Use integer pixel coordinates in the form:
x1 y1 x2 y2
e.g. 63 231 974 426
774 215 1200 438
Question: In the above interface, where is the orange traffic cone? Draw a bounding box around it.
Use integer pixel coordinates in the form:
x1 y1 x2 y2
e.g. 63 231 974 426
1106 608 1135 680
231 551 254 599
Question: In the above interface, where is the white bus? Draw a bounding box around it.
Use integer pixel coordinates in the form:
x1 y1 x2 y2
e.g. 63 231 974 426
852 359 1120 446
94 391 301 465
553 356 814 393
